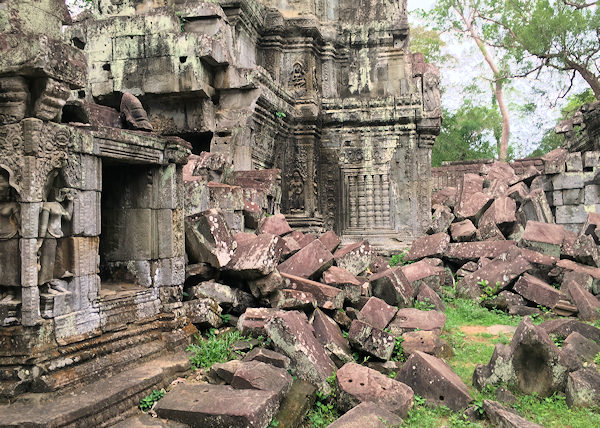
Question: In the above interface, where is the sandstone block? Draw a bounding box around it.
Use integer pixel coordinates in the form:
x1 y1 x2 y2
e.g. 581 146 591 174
416 284 446 312
432 187 457 207
562 331 600 363
450 219 477 242
455 191 492 223
269 289 317 311
183 298 222 328
336 362 414 417
185 209 235 268
483 400 543 428
278 240 334 280
443 241 516 264
327 402 403 428
358 297 397 330
521 221 566 257
225 233 283 279
401 260 447 293
333 241 376 276
401 330 452 358
248 270 284 298
556 205 588 224
187 281 254 315
237 308 278 337
265 311 336 394
281 273 344 310
322 266 362 304
231 361 293 402
513 273 564 309
257 214 292 236
540 318 600 345
243 347 291 369
369 267 414 308
552 172 584 190
154 384 279 428
566 368 600 408
542 148 568 174
388 309 446 336
348 320 395 360
405 233 449 261
565 279 600 321
397 351 472 411
312 308 353 367
427 205 454 235
458 258 531 300
210 360 244 384
319 231 341 253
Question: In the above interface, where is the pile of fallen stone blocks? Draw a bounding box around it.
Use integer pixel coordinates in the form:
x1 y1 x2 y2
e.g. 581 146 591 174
164 209 491 426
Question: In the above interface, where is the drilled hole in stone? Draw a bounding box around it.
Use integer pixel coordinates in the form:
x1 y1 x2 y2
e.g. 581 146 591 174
102 63 111 72
180 56 188 63
360 383 365 386
348 379 352 383
439 395 444 401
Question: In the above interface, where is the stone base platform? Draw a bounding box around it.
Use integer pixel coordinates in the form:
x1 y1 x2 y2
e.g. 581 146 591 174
0 352 190 428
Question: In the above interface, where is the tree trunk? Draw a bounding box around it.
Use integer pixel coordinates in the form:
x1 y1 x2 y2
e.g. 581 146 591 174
461 11 511 161
565 59 600 100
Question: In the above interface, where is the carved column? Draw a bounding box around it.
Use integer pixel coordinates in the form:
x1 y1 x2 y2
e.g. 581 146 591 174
365 173 374 223
374 173 383 227
349 174 358 228
357 174 366 228
382 173 391 228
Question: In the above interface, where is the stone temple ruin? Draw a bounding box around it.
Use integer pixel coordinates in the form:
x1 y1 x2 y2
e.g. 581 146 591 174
0 0 440 412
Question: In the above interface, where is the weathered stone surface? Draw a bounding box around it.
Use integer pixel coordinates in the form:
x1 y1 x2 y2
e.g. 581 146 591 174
312 308 353 366
210 360 244 384
540 318 600 345
185 209 236 268
458 258 531 300
455 191 493 224
506 182 530 204
336 362 414 417
281 273 344 310
237 308 278 337
456 173 484 211
562 332 600 363
564 279 600 321
243 347 290 369
406 233 450 261
428 205 455 235
397 351 472 411
480 196 517 227
443 241 516 264
319 231 341 253
542 148 568 174
257 214 292 236
322 266 362 304
401 330 452 358
432 187 457 207
270 289 316 311
231 361 293 401
388 309 446 336
333 241 376 276
278 240 334 280
450 219 477 242
154 384 279 428
225 233 283 279
248 270 284 298
566 368 600 408
580 212 600 244
416 284 446 312
359 297 397 330
328 402 404 428
280 236 302 259
484 161 517 184
513 274 564 309
183 298 222 327
265 311 336 394
401 260 447 293
521 221 566 257
482 400 543 428
348 320 395 360
369 267 414 308
518 189 554 224
473 317 571 397
271 379 316 428
187 281 254 315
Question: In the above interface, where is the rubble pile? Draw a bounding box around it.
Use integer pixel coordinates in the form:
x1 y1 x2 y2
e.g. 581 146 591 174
150 149 600 426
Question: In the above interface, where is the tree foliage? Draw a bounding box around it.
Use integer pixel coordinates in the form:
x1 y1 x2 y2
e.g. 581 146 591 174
432 101 503 166
410 26 451 65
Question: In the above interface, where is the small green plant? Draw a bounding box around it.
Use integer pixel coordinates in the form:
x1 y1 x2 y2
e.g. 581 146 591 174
550 333 565 348
269 420 280 427
186 330 249 370
414 298 436 311
389 249 413 267
387 371 397 379
275 111 287 119
342 330 349 339
139 389 165 411
594 352 600 365
220 313 232 324
306 373 338 427
390 336 405 362
479 280 501 302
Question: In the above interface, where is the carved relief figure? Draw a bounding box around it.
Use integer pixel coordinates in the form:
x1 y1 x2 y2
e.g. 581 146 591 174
0 77 29 125
120 92 154 131
423 66 441 115
289 62 307 94
37 187 75 285
289 169 305 213
0 169 20 239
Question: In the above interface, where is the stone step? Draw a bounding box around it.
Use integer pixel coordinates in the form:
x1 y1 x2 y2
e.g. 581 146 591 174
0 352 190 428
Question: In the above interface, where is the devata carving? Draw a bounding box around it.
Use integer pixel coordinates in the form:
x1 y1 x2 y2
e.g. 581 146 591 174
0 77 28 126
120 93 154 132
423 65 442 116
290 62 307 95
0 170 20 239
289 169 305 212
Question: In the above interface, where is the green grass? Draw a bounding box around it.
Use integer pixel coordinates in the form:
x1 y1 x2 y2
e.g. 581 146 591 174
443 297 521 331
403 395 484 427
186 329 250 370
305 374 338 427
513 393 600 428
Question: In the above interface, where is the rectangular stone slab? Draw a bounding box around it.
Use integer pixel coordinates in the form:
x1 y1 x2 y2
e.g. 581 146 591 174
154 384 279 428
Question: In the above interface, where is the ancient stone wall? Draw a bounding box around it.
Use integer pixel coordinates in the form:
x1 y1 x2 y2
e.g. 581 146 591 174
71 0 440 249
